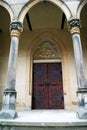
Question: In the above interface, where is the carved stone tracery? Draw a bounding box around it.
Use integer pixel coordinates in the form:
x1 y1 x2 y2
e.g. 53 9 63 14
33 38 61 60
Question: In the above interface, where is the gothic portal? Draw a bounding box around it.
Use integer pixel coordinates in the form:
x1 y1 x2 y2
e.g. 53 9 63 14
32 37 64 109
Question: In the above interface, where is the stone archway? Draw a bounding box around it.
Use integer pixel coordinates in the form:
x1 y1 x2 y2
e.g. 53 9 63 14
25 33 71 110
18 0 72 22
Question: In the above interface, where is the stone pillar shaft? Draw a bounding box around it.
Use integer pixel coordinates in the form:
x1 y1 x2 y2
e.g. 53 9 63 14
7 36 19 90
0 21 23 119
72 33 86 89
68 19 87 119
68 19 86 89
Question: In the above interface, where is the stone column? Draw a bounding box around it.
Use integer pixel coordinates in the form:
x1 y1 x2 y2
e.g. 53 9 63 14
68 19 87 119
0 21 23 119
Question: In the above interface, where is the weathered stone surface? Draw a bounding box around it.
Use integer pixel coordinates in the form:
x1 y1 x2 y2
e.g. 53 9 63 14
2 89 17 110
0 110 18 119
77 109 87 119
0 110 87 126
72 34 86 88
77 88 87 108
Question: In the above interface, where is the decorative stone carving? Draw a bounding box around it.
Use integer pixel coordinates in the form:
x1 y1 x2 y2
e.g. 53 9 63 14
10 21 23 38
68 19 80 34
10 21 23 31
34 38 61 60
69 27 80 34
10 30 21 38
68 19 80 28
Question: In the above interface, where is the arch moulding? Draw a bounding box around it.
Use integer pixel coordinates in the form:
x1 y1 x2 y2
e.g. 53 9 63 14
25 32 72 110
18 0 72 23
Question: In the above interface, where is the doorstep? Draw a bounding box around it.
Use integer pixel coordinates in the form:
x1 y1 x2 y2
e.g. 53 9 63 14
0 110 87 127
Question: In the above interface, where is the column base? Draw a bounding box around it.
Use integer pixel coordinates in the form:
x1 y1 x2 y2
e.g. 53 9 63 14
77 108 87 119
2 88 17 110
0 88 18 119
76 88 87 119
0 110 18 119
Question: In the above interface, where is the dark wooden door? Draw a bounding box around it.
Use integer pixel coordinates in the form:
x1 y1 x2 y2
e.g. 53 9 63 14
32 63 64 109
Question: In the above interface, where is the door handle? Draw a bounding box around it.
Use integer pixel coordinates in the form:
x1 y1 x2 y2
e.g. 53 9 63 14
45 83 51 87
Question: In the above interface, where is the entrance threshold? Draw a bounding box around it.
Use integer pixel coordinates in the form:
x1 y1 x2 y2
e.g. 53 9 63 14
0 110 87 127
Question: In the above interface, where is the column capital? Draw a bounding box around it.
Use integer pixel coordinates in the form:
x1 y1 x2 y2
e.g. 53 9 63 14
67 19 81 34
10 21 23 38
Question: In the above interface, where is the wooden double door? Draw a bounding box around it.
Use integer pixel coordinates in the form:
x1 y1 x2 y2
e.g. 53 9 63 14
32 63 64 109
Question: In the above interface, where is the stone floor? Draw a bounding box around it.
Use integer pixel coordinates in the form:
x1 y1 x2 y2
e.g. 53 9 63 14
0 110 87 127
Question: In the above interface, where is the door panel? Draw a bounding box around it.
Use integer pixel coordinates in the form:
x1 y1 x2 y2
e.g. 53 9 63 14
32 63 64 109
48 63 64 109
32 63 49 109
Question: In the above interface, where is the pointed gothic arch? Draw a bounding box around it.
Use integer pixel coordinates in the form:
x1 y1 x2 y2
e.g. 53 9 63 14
18 0 72 23
25 32 71 110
